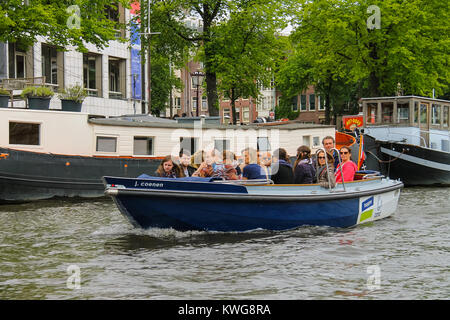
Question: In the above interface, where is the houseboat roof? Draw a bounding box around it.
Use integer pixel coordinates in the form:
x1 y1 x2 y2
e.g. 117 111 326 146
361 95 450 104
88 117 335 130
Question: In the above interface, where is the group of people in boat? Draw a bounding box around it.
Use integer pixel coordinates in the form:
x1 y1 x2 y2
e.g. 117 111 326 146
155 136 358 187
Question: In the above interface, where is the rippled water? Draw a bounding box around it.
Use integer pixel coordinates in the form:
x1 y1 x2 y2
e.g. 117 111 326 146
0 187 449 300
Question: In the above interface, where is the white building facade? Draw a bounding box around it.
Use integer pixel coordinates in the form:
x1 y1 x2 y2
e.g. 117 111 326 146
0 4 148 117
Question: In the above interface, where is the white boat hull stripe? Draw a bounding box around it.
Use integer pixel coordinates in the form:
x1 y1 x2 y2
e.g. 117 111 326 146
380 147 450 171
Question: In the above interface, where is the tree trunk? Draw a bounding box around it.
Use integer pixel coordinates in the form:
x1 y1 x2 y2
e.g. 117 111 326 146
231 87 237 125
368 41 381 97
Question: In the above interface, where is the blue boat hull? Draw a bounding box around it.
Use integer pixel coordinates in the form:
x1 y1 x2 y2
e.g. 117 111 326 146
104 176 403 232
113 193 360 231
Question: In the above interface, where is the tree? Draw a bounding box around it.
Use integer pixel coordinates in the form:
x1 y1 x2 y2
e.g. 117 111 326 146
211 1 288 124
277 0 449 124
0 0 131 51
149 0 290 117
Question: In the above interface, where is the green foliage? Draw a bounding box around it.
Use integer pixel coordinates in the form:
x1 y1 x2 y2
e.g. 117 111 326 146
0 88 10 95
21 86 55 98
58 84 87 103
150 54 182 116
0 0 131 51
274 100 299 120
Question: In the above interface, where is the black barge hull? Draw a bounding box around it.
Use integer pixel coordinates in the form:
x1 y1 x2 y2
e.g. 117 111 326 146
0 148 160 203
363 136 450 186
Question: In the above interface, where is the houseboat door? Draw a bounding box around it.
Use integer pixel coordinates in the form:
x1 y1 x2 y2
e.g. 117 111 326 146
419 102 430 147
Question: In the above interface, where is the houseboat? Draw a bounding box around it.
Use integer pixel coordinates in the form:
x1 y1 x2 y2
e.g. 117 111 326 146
0 107 336 202
361 96 450 186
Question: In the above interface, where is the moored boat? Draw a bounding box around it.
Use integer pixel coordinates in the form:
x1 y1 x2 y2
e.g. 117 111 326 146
360 96 450 186
103 175 403 232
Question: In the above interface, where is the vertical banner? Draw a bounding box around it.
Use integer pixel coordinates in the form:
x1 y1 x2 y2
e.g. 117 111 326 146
0 43 7 80
130 1 142 100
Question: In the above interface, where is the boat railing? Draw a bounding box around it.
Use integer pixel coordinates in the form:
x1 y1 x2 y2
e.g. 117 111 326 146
213 179 274 185
315 147 342 191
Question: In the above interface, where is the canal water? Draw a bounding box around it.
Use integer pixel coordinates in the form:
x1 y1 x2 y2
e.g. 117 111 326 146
0 187 448 300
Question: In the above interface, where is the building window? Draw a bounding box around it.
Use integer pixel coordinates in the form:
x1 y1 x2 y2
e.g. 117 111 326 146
83 54 102 97
318 96 325 110
300 94 307 111
109 57 126 99
192 97 198 111
257 137 271 151
214 139 230 153
41 44 62 88
243 107 250 123
309 94 316 111
174 97 181 109
180 137 198 155
291 96 298 111
134 137 153 155
9 122 40 145
201 97 207 111
8 42 30 79
96 136 117 153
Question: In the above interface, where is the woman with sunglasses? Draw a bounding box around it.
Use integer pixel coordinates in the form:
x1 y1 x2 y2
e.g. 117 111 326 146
315 150 336 188
335 146 358 183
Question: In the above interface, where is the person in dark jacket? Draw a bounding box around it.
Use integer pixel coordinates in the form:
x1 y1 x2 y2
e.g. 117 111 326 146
179 149 196 177
293 145 316 184
270 148 294 184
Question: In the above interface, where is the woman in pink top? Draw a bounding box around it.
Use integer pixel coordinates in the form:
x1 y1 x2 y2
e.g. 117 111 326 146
335 146 358 183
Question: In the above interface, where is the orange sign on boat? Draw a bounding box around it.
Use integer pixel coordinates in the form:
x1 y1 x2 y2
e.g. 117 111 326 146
342 115 364 131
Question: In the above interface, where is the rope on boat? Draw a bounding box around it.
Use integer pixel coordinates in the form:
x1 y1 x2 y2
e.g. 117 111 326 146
366 148 406 164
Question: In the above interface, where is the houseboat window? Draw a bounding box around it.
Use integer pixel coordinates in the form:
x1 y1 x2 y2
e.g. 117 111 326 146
96 136 117 153
214 139 230 153
300 95 307 111
302 136 311 148
397 102 410 124
180 137 198 155
367 103 377 124
443 106 449 127
420 103 428 124
9 122 40 145
431 104 441 125
382 102 393 123
134 137 153 156
257 137 271 151
414 102 419 124
313 136 320 147
309 94 316 111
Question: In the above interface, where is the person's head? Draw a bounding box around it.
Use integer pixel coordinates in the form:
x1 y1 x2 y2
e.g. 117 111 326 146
179 149 191 167
322 136 335 152
223 150 236 165
272 148 289 163
205 149 221 165
159 155 175 173
241 147 258 164
317 150 334 166
259 151 272 167
339 146 352 162
296 145 311 160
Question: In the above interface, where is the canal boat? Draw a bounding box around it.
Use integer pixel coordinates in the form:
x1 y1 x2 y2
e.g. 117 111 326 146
103 172 403 232
0 107 336 202
360 96 450 186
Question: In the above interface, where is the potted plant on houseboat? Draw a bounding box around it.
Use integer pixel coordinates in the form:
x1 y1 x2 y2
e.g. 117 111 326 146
58 84 87 112
21 86 54 110
0 88 10 108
